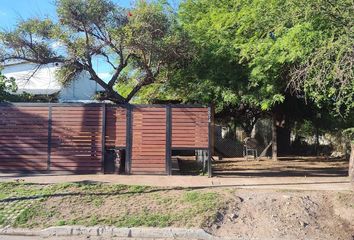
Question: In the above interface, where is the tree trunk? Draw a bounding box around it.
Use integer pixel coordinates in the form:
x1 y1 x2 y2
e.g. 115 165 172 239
272 114 278 161
315 126 319 156
349 143 354 182
277 125 291 155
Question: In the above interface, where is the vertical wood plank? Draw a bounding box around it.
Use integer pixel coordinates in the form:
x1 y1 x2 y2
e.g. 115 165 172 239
125 105 132 174
47 105 52 172
101 103 106 173
166 105 172 175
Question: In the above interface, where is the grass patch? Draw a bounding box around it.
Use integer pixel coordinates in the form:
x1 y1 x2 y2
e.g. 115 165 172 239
92 198 104 207
14 206 38 227
0 182 76 201
0 213 5 225
56 219 80 226
0 182 227 229
127 185 149 194
180 190 221 226
115 213 173 227
56 220 66 226
0 182 152 202
183 191 219 209
88 215 99 226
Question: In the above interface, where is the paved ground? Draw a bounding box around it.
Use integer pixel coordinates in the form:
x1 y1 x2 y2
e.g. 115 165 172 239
0 236 174 240
0 173 352 191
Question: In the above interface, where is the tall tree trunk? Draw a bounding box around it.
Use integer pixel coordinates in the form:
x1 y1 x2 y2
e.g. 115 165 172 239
315 126 319 156
272 114 278 161
349 142 354 182
277 125 291 155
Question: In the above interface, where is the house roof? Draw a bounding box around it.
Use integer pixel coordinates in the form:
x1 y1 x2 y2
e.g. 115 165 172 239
2 59 28 66
2 62 62 95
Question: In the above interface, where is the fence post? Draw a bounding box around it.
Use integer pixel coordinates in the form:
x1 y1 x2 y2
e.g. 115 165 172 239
125 104 132 174
166 105 172 175
101 103 106 173
208 105 213 178
47 105 52 172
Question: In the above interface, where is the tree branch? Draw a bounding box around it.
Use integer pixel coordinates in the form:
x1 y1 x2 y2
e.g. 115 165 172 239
100 51 116 70
125 75 154 102
107 52 135 88
81 63 127 103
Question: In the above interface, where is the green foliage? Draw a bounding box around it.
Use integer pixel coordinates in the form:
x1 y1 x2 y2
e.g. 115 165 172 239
0 18 60 62
343 128 354 142
293 120 317 138
289 1 353 116
170 0 353 118
297 38 353 115
0 69 18 101
115 77 179 103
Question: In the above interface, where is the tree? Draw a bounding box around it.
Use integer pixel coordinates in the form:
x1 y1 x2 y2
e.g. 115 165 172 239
0 0 189 103
288 0 353 116
343 128 354 181
0 69 17 102
174 0 353 160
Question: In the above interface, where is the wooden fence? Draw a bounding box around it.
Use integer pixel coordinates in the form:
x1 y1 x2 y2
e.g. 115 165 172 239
0 103 212 176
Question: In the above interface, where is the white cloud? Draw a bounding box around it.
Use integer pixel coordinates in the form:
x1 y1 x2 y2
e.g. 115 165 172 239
97 72 111 81
50 41 64 50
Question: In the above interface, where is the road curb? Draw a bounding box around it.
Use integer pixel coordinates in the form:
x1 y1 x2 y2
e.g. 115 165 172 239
0 226 217 239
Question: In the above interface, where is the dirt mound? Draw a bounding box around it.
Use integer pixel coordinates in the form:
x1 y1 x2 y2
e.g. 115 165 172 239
207 189 354 240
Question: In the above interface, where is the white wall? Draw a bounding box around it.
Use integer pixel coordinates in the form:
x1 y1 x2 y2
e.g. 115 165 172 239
59 71 102 102
2 62 103 101
2 62 61 95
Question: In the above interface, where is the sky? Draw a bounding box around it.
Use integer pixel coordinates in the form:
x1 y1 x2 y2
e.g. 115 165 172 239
0 0 163 82
0 0 133 29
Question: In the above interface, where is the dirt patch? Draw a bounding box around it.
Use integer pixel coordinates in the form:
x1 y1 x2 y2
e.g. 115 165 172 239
213 156 349 177
206 189 354 240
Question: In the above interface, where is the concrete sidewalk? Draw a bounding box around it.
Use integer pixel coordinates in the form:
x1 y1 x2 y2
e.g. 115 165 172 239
0 226 215 240
0 173 352 191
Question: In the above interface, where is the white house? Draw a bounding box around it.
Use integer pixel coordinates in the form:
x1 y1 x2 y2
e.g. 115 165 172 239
1 61 103 102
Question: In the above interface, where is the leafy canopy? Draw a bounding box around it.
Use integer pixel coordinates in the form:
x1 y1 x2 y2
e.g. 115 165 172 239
172 0 353 117
0 0 189 103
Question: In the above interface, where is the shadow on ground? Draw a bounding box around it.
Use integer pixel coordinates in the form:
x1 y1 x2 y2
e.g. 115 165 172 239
212 156 349 178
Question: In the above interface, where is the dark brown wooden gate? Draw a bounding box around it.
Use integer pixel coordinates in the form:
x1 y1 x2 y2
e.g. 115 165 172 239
131 107 167 174
0 103 212 176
